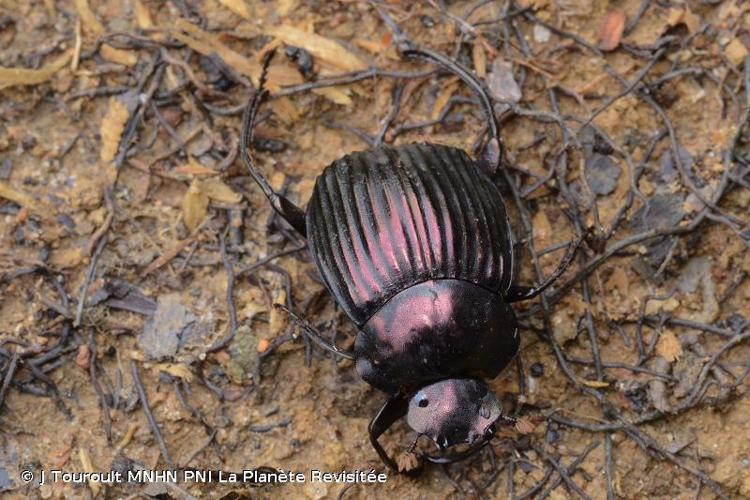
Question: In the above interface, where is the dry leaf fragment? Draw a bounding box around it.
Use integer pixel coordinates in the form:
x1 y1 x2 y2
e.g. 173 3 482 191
78 448 100 496
312 87 352 106
656 329 683 362
580 379 610 388
100 97 130 163
183 180 210 232
0 181 37 208
597 10 626 52
133 0 153 29
472 42 487 78
515 417 536 434
174 159 217 177
74 0 104 35
150 363 194 382
200 177 242 204
100 44 138 67
725 38 749 66
0 49 72 89
267 25 368 71
431 79 459 120
218 0 251 20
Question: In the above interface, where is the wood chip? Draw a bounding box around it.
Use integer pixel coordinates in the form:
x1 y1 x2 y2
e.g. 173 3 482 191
173 159 217 177
596 10 626 52
78 447 100 496
431 79 459 120
580 379 610 388
267 25 367 71
0 49 72 89
0 182 37 209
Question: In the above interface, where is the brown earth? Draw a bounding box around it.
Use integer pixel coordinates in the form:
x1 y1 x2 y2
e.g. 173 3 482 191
1 1 750 499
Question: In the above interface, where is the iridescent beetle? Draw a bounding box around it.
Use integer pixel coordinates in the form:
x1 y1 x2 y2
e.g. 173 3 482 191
240 42 580 472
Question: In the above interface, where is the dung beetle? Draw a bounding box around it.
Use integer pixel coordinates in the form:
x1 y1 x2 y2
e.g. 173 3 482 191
240 43 581 472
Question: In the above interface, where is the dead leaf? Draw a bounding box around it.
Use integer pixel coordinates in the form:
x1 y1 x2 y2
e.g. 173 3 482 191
431 79 459 120
75 345 91 369
183 180 209 232
133 0 153 29
0 49 72 89
597 10 626 52
0 181 37 208
171 20 303 90
74 0 104 35
218 0 251 19
173 159 217 177
78 447 100 496
200 177 242 204
580 379 610 388
515 417 536 434
100 97 130 164
725 38 749 66
269 97 301 125
140 237 195 278
100 44 137 67
656 329 683 362
312 86 352 106
267 25 368 71
149 363 194 382
472 42 487 78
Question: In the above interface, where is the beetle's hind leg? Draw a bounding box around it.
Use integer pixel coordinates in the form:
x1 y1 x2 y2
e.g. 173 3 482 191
241 51 307 237
505 233 585 303
275 304 355 360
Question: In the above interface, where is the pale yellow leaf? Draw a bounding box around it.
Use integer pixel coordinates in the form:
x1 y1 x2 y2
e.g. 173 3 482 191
173 159 217 177
312 86 352 105
171 20 303 90
472 43 487 78
580 379 610 388
656 329 683 362
149 363 194 382
183 180 209 232
100 44 138 67
0 182 37 208
218 0 251 19
267 25 368 71
431 80 459 120
74 0 104 35
0 49 72 89
200 178 241 204
100 97 130 163
133 0 153 29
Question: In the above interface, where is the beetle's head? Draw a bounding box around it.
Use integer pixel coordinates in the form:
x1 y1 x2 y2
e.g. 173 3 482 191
406 378 501 449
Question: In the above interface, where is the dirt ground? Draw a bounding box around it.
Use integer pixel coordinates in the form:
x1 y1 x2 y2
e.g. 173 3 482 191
1 0 750 498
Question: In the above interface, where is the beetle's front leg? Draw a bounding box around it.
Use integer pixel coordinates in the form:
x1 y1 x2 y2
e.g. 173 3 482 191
368 394 415 474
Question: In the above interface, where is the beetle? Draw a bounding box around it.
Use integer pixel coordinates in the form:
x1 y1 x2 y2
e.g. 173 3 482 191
239 43 581 472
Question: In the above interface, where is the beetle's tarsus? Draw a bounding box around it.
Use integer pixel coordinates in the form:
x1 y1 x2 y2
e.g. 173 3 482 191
240 50 308 237
275 304 356 360
505 233 585 303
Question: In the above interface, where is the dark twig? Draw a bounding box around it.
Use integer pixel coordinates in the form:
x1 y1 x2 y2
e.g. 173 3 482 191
130 361 175 469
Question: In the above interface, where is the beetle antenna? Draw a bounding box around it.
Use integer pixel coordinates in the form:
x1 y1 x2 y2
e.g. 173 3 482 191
373 4 502 174
240 49 308 236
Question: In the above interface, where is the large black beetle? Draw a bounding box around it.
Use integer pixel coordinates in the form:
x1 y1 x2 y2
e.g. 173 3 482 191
240 43 580 472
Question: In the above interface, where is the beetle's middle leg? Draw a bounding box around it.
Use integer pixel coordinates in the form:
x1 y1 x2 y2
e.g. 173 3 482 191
505 233 585 303
241 51 307 237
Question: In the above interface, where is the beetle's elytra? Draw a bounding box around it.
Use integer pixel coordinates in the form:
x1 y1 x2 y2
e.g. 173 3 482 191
307 144 519 395
240 47 580 473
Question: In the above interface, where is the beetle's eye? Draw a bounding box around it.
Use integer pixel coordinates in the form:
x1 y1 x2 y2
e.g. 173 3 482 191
418 398 429 407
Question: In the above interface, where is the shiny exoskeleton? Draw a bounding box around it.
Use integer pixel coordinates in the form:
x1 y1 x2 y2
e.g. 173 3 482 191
240 45 580 473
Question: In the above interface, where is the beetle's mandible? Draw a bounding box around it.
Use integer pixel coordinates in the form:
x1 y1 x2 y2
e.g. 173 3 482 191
240 45 582 472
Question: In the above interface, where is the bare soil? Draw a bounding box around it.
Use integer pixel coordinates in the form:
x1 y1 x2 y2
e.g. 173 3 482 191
1 1 750 499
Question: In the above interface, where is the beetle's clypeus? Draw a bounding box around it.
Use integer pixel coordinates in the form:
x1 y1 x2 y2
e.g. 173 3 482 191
239 44 581 473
